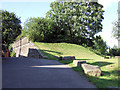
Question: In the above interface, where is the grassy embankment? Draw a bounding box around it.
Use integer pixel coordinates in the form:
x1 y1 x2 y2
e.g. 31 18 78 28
34 42 119 88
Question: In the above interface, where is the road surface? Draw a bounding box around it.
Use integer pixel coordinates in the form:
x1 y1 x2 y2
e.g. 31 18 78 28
2 57 96 88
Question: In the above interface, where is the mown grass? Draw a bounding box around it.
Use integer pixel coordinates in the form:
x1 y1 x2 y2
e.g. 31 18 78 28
34 42 103 59
34 42 119 88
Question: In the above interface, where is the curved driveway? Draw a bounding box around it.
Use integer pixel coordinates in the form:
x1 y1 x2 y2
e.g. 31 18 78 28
2 57 96 88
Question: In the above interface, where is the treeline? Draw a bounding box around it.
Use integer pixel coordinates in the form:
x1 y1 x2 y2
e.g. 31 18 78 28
21 1 109 55
108 46 120 56
2 0 115 56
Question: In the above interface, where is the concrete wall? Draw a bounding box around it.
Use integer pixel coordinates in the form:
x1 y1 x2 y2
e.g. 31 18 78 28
12 37 30 57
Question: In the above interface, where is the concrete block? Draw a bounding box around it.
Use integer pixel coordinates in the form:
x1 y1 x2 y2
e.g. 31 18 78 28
115 56 120 59
61 56 76 60
81 64 101 76
43 56 48 58
73 60 86 67
104 57 109 59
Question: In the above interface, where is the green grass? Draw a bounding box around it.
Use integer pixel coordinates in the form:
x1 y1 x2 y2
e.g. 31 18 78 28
34 42 119 88
34 42 103 59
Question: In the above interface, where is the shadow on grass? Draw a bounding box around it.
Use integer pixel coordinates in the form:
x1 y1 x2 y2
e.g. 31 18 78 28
87 75 119 88
89 49 103 57
94 52 103 57
101 71 111 76
59 59 92 65
76 59 92 60
38 49 59 60
102 70 119 77
70 66 119 88
72 66 85 74
89 62 113 67
59 60 73 65
37 49 75 65
40 49 63 55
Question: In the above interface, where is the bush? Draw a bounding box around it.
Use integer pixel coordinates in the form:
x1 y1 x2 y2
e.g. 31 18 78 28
117 48 120 56
15 30 28 41
93 35 108 55
10 50 16 57
8 43 16 57
109 48 120 56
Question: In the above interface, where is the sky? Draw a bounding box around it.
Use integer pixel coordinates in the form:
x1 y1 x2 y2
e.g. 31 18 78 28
1 0 120 48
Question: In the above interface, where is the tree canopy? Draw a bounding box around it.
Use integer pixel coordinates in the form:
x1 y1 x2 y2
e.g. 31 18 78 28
23 17 58 42
20 1 107 55
46 0 104 46
2 10 22 47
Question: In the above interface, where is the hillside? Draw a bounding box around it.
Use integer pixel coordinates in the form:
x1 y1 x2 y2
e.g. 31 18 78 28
34 42 103 60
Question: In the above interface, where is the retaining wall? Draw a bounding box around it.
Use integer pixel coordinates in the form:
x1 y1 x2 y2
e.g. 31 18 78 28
12 37 30 57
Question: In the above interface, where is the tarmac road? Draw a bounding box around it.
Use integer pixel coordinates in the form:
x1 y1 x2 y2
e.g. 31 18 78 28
2 57 96 88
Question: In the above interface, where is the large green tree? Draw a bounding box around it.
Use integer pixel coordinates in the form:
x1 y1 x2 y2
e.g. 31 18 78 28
2 10 22 47
46 0 104 46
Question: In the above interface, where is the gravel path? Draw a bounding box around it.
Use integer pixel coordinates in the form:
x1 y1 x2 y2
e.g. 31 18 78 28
2 57 96 88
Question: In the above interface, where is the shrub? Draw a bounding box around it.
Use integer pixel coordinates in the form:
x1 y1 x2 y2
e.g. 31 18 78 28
8 43 16 57
15 30 28 41
109 48 120 56
10 50 16 57
93 35 108 56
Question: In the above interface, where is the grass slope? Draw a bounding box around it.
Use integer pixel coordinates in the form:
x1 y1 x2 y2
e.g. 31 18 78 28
34 42 102 60
34 42 119 88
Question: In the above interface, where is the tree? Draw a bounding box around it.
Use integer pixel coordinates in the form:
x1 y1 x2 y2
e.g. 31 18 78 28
23 17 58 42
113 45 118 49
46 0 104 46
112 20 120 39
93 35 108 55
2 10 22 47
109 45 120 56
